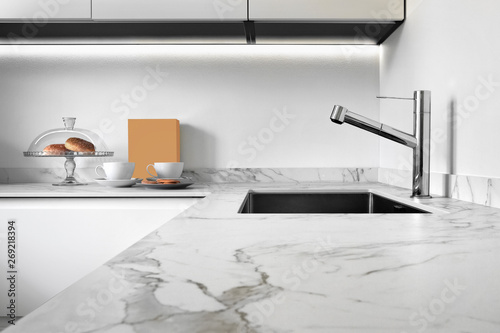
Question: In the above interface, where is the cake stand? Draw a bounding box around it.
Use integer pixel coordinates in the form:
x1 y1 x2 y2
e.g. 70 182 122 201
23 151 114 186
23 117 114 186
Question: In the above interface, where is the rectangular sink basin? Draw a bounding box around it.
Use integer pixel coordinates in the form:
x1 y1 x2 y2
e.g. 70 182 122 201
238 191 431 214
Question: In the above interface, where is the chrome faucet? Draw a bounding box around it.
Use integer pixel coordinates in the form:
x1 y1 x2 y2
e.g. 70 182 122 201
330 90 431 198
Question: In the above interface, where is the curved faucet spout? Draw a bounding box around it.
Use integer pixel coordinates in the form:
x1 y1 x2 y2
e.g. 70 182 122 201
330 106 417 148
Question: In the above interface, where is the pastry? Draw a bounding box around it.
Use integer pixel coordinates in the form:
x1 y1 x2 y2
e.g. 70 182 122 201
141 179 158 184
65 137 95 152
156 179 181 184
43 144 69 154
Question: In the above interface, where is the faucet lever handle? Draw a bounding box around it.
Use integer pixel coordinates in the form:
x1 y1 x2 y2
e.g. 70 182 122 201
376 96 414 101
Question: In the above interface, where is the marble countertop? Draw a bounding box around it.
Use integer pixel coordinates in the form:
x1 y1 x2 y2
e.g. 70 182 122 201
4 182 500 333
0 183 210 197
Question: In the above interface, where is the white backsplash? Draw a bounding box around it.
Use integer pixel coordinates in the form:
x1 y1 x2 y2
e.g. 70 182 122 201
380 0 500 179
0 45 380 170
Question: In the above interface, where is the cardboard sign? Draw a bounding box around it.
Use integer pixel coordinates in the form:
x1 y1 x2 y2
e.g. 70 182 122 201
128 119 180 179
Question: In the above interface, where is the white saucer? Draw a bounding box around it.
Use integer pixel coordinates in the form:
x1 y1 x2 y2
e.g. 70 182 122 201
94 178 142 188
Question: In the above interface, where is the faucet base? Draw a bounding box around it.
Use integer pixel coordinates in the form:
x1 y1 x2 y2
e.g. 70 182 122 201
411 195 432 199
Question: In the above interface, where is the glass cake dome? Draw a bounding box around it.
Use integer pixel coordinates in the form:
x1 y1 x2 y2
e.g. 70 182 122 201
24 117 114 186
24 117 111 156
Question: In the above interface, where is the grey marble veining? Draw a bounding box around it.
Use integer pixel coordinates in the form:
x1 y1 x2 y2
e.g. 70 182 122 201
4 182 500 333
448 174 500 208
380 167 500 210
0 167 378 185
183 167 377 183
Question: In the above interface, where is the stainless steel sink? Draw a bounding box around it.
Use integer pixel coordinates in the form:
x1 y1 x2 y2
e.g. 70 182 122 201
238 190 431 214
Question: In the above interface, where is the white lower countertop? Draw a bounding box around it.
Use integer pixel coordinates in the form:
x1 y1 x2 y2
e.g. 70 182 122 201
3 182 500 332
0 182 210 197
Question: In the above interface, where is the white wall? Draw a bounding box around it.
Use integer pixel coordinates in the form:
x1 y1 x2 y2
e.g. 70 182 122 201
380 0 500 178
0 45 380 170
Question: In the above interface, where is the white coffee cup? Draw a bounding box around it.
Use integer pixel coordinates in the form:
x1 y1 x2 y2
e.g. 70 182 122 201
146 162 184 178
95 162 135 180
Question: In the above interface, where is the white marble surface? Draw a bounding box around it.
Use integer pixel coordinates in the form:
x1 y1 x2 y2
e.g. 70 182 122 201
183 168 378 184
4 182 500 333
0 167 378 184
0 183 210 198
379 167 500 210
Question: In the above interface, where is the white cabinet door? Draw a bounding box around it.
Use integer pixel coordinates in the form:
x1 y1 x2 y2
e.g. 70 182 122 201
250 0 404 21
0 0 91 20
0 197 199 316
92 0 247 21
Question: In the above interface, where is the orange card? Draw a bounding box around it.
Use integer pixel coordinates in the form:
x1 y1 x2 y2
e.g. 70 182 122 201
128 119 180 179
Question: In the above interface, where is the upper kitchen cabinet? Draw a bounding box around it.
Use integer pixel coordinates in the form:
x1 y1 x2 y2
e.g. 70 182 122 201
92 0 247 21
249 0 404 21
0 0 91 20
0 0 405 44
247 0 405 44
